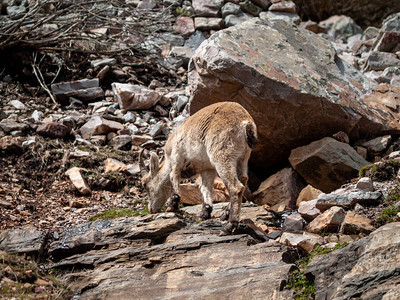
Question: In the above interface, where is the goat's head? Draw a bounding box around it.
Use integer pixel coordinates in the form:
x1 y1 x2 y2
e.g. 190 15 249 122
139 150 171 213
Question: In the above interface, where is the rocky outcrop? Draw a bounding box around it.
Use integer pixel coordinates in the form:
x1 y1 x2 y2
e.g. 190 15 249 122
188 18 400 172
305 222 400 300
47 212 297 299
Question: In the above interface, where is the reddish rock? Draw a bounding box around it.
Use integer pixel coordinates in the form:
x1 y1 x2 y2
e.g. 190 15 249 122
289 137 368 192
36 122 70 138
0 136 24 153
340 212 375 235
268 0 296 13
296 185 323 207
111 83 162 110
253 168 305 211
173 16 195 36
307 206 346 233
192 0 224 17
104 158 128 173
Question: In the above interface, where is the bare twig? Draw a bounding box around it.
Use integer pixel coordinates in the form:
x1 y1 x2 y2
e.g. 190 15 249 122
31 52 57 104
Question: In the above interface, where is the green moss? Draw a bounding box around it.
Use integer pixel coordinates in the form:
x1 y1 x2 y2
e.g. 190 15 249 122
285 242 349 299
286 270 316 300
377 205 398 225
359 160 400 182
89 207 149 221
359 163 377 178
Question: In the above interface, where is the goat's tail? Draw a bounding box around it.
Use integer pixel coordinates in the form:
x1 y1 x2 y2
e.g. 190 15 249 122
245 121 258 149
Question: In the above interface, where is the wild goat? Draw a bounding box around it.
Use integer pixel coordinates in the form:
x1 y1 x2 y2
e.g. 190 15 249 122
139 102 258 234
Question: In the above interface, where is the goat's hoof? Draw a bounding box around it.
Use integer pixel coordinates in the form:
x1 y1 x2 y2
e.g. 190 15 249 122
220 209 230 221
200 204 213 220
221 221 238 235
168 194 180 210
165 206 176 212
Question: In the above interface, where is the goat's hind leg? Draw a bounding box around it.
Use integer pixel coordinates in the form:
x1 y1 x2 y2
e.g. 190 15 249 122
216 166 245 235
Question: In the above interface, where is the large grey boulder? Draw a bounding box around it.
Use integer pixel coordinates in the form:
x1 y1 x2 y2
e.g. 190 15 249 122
305 222 400 300
188 18 400 172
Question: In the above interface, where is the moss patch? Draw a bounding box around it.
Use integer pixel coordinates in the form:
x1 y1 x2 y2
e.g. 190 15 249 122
89 207 149 221
359 160 400 182
285 243 349 299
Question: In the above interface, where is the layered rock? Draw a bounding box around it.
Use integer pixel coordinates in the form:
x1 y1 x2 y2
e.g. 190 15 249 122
305 222 400 299
188 18 400 172
48 213 297 299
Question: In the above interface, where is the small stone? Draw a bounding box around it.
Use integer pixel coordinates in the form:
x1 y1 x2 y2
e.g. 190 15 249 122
361 135 391 155
268 0 296 14
307 206 346 233
173 16 195 37
194 17 224 31
108 135 132 149
104 158 128 173
221 2 241 18
36 122 70 138
332 131 350 144
123 112 136 123
297 185 323 207
0 200 12 209
31 110 43 122
192 0 224 17
80 116 124 139
298 199 321 222
279 231 324 253
356 177 374 192
132 134 153 146
0 120 29 133
65 167 91 195
9 100 26 111
282 213 304 232
340 212 375 235
149 121 165 137
240 0 262 16
0 136 24 153
111 83 161 110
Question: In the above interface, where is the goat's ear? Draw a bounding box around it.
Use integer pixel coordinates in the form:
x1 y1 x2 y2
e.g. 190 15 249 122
149 152 159 176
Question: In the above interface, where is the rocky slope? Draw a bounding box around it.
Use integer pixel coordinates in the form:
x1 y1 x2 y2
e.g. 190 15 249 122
1 0 400 299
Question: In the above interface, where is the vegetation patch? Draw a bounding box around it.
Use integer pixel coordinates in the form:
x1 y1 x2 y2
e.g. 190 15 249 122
0 251 72 299
285 243 349 299
359 160 400 182
89 207 149 221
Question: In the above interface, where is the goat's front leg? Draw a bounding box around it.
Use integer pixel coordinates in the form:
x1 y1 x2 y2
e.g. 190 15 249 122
199 170 216 219
166 169 181 212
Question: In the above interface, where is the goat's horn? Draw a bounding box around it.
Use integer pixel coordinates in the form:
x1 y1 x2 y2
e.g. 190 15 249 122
139 149 148 176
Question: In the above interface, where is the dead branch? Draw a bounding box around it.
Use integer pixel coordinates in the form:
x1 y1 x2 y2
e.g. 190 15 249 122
0 0 176 55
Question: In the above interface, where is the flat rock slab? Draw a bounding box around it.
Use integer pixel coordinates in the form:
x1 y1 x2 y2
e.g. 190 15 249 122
56 216 297 299
0 226 46 256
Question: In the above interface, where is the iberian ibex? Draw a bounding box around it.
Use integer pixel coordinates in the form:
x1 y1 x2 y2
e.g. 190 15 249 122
139 102 258 234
